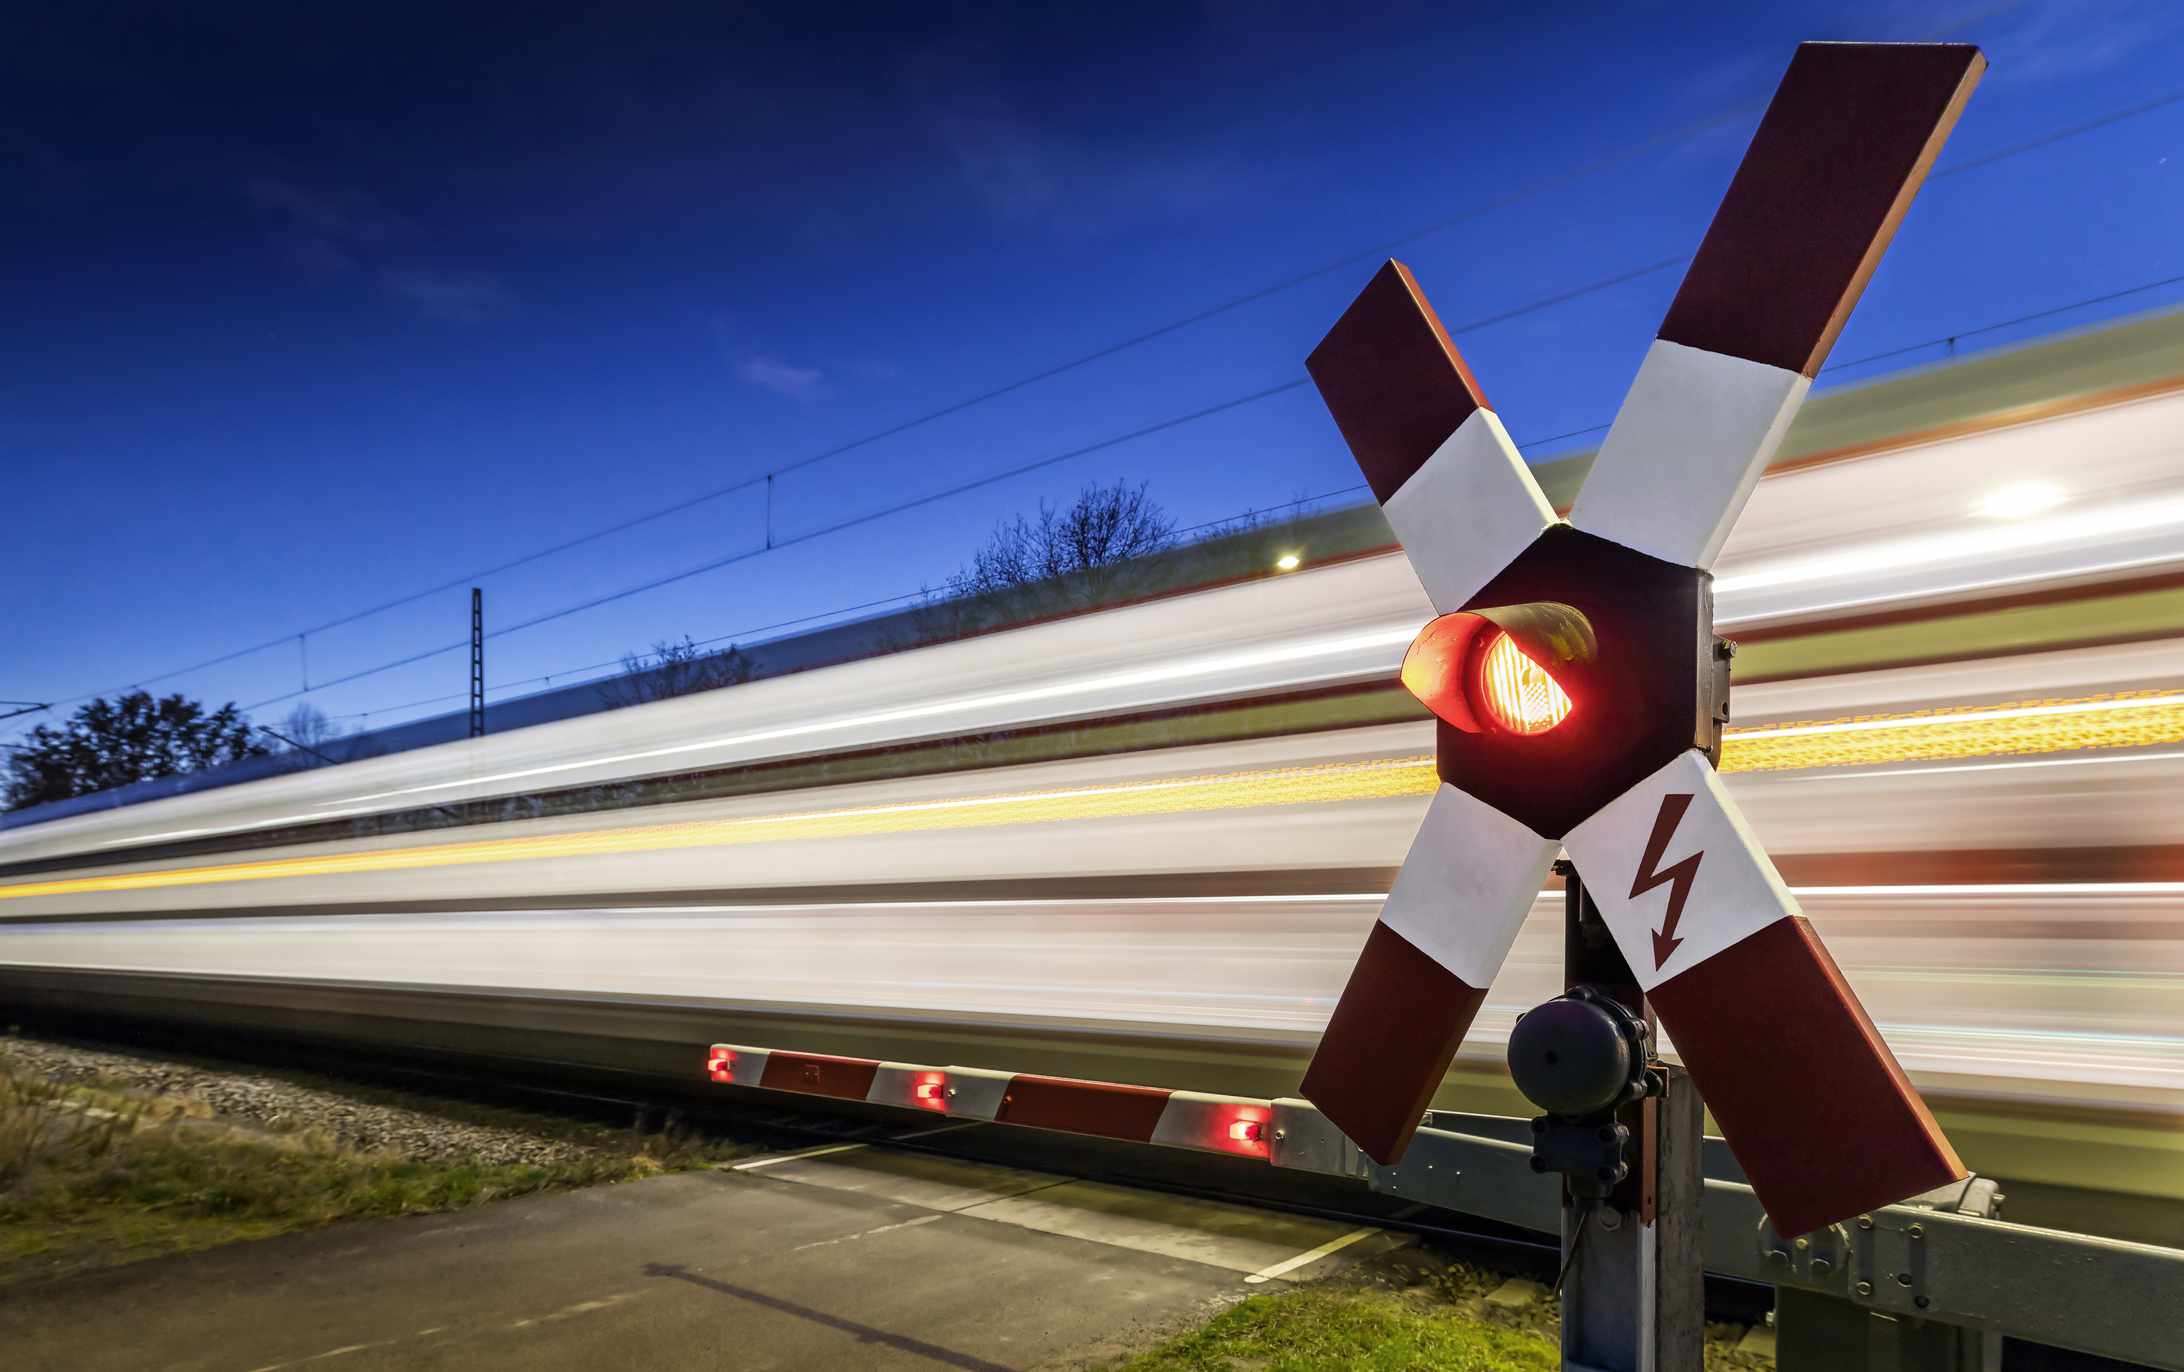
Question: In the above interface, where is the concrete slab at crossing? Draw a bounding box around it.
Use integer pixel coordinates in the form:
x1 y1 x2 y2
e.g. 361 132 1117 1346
0 1147 1390 1371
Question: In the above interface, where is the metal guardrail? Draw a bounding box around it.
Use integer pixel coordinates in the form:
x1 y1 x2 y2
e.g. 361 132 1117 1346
1269 1099 2184 1371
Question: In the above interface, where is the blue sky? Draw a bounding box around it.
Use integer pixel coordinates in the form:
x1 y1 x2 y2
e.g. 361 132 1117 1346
4 1 2182 743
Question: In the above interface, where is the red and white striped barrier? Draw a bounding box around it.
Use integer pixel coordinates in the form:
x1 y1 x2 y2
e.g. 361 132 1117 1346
705 1044 1272 1160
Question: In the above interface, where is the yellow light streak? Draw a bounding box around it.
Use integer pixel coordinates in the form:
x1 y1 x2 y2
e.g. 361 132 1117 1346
0 757 1435 903
4 691 2179 904
1722 689 2184 774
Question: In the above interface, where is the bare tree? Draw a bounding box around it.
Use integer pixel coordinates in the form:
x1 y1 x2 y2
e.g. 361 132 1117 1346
260 702 376 770
598 636 754 709
281 703 342 751
924 481 1177 636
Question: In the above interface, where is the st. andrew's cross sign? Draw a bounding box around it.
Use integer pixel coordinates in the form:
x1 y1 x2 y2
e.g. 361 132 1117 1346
1299 42 1984 1240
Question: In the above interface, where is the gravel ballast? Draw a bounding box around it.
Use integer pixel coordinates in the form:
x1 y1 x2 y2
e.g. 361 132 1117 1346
0 1034 601 1167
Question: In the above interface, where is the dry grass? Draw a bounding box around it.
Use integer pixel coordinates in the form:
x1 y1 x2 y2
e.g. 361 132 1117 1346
0 1071 141 1191
0 1064 745 1287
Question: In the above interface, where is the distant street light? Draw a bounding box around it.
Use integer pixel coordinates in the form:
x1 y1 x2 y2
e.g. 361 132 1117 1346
1273 552 1301 572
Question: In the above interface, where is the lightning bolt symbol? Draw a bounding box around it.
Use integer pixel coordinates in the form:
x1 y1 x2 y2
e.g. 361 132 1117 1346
1629 792 1704 969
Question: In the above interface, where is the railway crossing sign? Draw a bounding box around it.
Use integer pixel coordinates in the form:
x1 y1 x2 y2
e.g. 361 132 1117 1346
1299 42 1985 1244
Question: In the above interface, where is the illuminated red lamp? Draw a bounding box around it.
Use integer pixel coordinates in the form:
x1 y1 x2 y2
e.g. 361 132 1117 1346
913 1076 947 1109
1400 605 1587 737
1224 1114 1268 1152
1477 632 1571 735
706 1046 735 1083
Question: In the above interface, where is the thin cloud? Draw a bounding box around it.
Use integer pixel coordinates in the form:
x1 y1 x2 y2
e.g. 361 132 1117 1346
934 102 1061 222
244 178 415 247
1989 0 2184 82
735 354 824 398
901 49 1248 235
244 178 508 321
379 267 512 324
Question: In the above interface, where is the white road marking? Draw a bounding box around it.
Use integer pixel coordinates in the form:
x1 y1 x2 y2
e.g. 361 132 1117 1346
789 1212 946 1253
891 1120 983 1141
509 1293 633 1330
1242 1226 1380 1285
730 1141 871 1171
248 1343 384 1369
241 1293 635 1369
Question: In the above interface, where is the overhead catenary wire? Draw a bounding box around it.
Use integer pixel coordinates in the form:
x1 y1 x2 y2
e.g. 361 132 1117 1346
27 81 2184 730
237 256 1695 715
320 481 1379 725
1818 272 2184 376
40 116 1754 717
1412 271 2184 449
246 257 2184 721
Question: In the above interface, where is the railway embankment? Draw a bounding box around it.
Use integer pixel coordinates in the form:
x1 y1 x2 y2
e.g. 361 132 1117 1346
0 1031 750 1287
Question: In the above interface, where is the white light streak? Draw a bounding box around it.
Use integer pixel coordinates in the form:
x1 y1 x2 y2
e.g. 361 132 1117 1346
1715 494 2184 595
329 625 1419 807
1975 481 2067 519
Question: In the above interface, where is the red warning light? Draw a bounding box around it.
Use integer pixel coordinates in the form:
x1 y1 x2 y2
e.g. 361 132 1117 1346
1402 610 1581 737
913 1078 946 1107
706 1047 734 1083
1228 1119 1264 1143
1476 631 1572 735
1400 614 1480 731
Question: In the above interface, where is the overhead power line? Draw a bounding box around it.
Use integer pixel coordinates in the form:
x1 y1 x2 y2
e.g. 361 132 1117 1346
1820 272 2184 376
254 260 2184 722
321 481 1379 726
238 255 1699 714
31 81 2184 727
53 117 1751 714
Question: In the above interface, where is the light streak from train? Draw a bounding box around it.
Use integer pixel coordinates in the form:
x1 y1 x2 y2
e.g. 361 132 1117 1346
0 882 2173 1098
329 624 1423 808
1714 492 2184 596
4 687 2181 904
1790 748 2184 783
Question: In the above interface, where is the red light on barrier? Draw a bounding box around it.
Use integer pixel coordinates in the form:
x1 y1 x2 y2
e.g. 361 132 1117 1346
1228 1119 1264 1143
707 1046 734 1083
913 1078 946 1107
1477 631 1571 735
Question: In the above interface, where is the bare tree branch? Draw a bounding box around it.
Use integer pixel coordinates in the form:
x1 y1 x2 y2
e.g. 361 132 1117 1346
599 636 754 709
923 480 1177 636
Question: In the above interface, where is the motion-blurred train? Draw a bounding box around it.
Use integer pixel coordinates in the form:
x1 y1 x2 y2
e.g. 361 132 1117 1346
4 309 2181 1243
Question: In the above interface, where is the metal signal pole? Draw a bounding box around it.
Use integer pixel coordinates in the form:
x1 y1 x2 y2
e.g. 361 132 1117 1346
1518 859 1705 1370
469 588 485 739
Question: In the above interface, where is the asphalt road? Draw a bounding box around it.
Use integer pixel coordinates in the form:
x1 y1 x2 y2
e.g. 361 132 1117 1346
2 1139 1393 1371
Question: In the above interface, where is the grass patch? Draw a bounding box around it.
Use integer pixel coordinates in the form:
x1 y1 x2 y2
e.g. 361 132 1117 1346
1112 1252 1773 1372
0 1066 744 1287
1114 1281 1561 1372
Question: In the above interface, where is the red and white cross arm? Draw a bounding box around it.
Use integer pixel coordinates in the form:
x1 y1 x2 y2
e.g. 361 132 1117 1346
1305 261 1557 614
1299 784 1559 1164
1562 751 1965 1238
1570 42 1986 571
